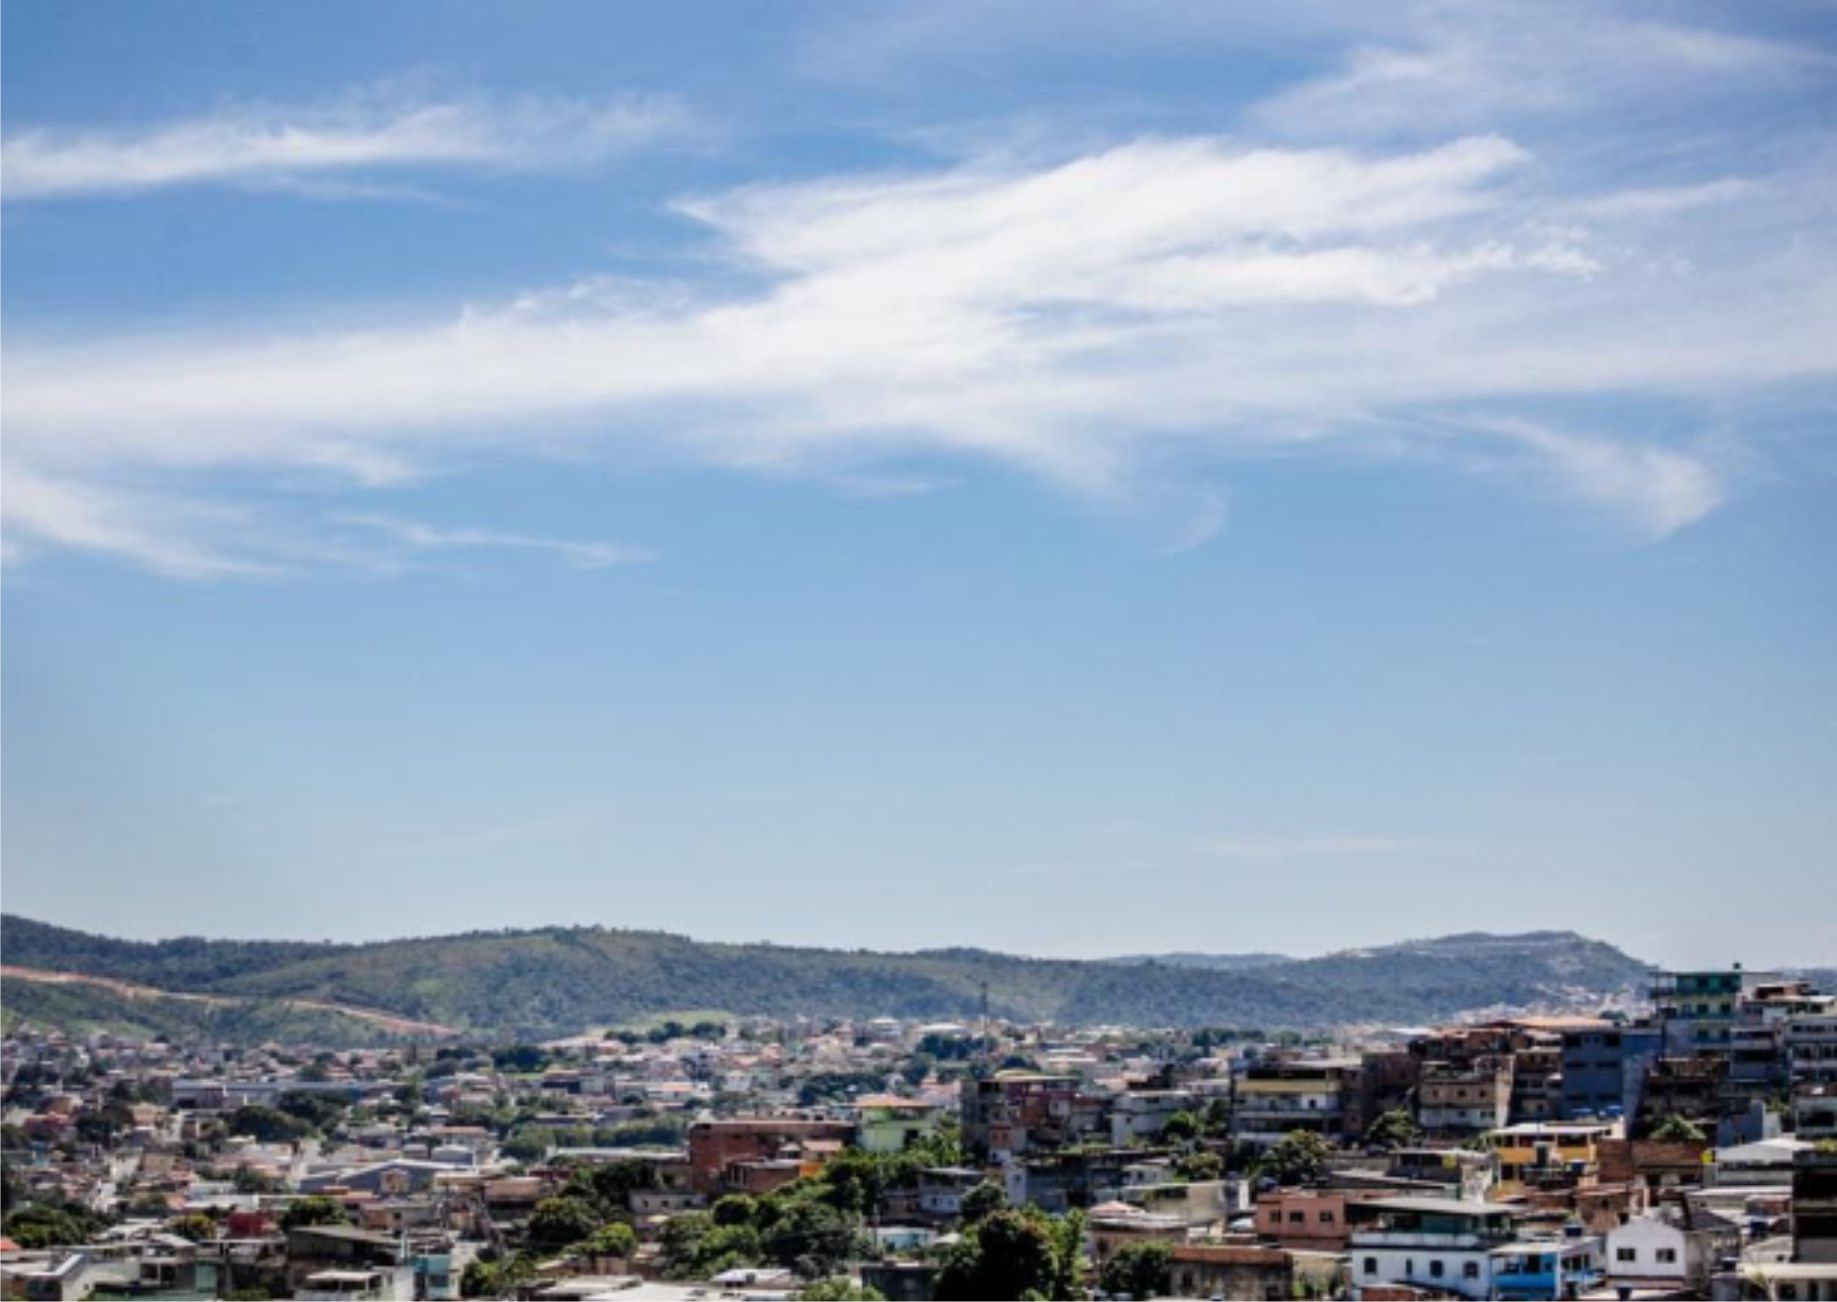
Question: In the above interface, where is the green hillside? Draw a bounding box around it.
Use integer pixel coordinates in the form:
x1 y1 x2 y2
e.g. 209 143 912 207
1 914 1652 1040
0 972 412 1047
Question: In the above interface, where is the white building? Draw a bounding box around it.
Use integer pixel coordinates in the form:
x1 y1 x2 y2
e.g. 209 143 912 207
1607 1205 1740 1293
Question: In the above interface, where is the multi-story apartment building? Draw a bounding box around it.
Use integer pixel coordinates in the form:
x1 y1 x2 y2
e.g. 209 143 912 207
1347 1197 1604 1301
1231 1056 1358 1148
1418 1057 1513 1137
1560 1024 1661 1121
959 1073 1082 1159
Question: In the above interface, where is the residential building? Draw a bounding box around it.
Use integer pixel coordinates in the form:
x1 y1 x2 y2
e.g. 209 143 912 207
1606 1203 1740 1293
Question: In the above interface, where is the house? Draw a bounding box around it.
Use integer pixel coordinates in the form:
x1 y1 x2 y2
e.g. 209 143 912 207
853 1096 942 1155
1109 1090 1197 1146
1254 1189 1354 1250
1606 1202 1740 1293
283 1224 409 1296
1167 1242 1293 1299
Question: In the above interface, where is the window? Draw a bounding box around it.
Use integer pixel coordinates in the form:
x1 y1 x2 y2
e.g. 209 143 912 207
1656 1248 1677 1264
1616 1248 1637 1262
1319 1211 1335 1224
1289 1211 1305 1224
1364 1258 1378 1276
1463 1262 1480 1280
1430 1260 1445 1278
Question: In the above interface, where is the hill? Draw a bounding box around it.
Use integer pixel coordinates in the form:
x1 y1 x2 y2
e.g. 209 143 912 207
0 915 1653 1042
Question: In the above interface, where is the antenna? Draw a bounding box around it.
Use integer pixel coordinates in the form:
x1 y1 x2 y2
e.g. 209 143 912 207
980 981 991 1065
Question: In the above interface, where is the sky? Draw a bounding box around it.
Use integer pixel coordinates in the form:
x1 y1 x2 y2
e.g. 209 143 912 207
3 1 1835 968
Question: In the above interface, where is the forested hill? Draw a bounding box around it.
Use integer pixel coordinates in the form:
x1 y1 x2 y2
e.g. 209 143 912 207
1 915 1652 1041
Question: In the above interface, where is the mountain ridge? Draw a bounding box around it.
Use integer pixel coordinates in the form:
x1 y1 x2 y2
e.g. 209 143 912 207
0 914 1653 1043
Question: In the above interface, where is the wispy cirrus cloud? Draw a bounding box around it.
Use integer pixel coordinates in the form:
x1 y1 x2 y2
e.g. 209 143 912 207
0 87 692 201
7 125 1826 574
337 512 650 569
1250 1 1831 139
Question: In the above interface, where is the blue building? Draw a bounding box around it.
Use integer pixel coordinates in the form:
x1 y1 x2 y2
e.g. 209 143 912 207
1560 1025 1661 1122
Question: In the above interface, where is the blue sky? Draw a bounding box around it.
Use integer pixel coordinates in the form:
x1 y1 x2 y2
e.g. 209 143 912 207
3 1 1834 967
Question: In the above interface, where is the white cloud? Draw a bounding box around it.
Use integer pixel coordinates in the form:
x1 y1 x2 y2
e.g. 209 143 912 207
0 467 275 578
336 512 649 569
1475 419 1726 540
1251 2 1830 139
5 125 1830 574
0 89 691 200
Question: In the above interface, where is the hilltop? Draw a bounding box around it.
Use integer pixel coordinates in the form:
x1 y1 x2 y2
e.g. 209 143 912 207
0 914 1652 1043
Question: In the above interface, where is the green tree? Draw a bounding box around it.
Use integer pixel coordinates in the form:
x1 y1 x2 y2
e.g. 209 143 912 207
659 1211 766 1280
1650 1114 1707 1143
1256 1130 1334 1186
1159 1111 1200 1145
526 1195 601 1250
279 1196 350 1230
1099 1241 1173 1299
226 1106 312 1145
958 1180 1008 1224
713 1194 759 1228
170 1212 218 1243
3 1203 106 1249
934 1208 1081 1301
1172 1150 1224 1182
1363 1109 1422 1150
761 1194 863 1280
579 1222 638 1260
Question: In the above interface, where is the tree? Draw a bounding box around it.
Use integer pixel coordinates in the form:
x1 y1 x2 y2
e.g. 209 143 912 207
4 1203 106 1249
500 1129 552 1164
171 1212 218 1243
526 1195 601 1251
1257 1130 1333 1186
659 1212 765 1280
492 1045 549 1074
226 1106 312 1145
1650 1114 1707 1143
934 1208 1082 1301
958 1180 1008 1224
761 1195 863 1280
1099 1241 1173 1299
713 1194 759 1228
1159 1111 1200 1145
579 1222 638 1260
461 1251 535 1299
279 1197 350 1230
1363 1109 1421 1151
1172 1150 1224 1182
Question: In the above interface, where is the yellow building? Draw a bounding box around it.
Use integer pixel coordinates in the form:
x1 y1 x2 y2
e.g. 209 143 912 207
1485 1121 1618 1199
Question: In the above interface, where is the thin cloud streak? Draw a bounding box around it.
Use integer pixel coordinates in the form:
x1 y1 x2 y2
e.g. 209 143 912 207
1 89 692 200
337 512 652 570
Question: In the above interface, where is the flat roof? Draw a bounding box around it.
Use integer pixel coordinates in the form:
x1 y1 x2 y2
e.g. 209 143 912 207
1364 1196 1514 1216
